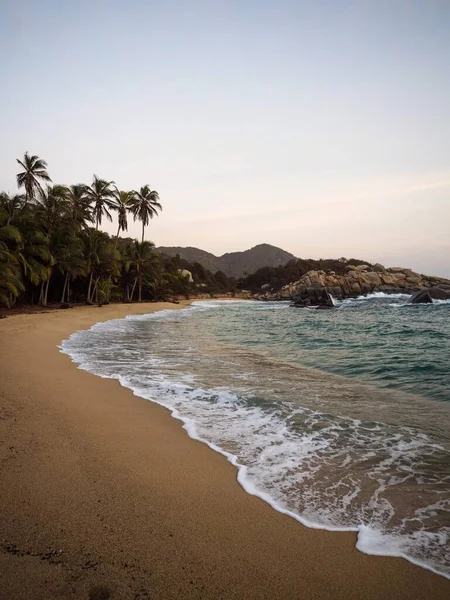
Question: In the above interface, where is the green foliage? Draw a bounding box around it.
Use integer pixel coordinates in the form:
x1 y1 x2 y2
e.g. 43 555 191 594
0 152 235 308
238 257 372 291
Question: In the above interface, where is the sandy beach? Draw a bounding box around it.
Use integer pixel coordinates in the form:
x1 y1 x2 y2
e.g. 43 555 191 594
0 302 449 600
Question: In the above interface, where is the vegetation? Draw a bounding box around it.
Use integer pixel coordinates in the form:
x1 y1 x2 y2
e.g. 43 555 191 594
0 153 235 309
238 257 371 291
157 243 294 278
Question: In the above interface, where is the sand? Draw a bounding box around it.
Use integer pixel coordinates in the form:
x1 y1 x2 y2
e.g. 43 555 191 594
0 302 449 600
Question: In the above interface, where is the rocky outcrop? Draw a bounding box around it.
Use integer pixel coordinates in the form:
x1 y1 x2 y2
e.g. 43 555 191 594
292 288 334 309
408 288 450 304
255 264 450 306
408 290 433 304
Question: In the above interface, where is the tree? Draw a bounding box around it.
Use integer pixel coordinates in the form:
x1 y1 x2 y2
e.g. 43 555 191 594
0 209 24 307
35 185 70 234
111 188 134 245
82 229 115 303
16 152 52 202
84 176 115 229
130 185 162 242
66 184 94 230
0 193 26 225
128 240 157 302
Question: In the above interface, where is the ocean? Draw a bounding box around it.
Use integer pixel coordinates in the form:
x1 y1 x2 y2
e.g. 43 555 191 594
60 295 450 579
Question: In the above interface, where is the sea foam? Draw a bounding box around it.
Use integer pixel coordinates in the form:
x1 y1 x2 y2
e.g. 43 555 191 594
60 299 450 580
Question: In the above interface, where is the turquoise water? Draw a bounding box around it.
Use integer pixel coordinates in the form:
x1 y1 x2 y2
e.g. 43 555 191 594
209 293 450 402
61 295 450 579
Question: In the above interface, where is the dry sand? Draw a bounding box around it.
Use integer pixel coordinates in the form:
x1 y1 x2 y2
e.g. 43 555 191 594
0 302 449 600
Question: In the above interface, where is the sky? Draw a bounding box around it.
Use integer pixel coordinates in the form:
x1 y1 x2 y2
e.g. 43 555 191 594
1 0 449 276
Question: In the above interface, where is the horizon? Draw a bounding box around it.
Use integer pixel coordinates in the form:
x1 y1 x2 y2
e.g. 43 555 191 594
1 1 449 277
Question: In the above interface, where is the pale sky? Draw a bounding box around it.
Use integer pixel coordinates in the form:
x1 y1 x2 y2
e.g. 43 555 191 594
1 1 449 276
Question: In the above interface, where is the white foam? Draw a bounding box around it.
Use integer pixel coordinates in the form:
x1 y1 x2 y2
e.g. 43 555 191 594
59 301 450 580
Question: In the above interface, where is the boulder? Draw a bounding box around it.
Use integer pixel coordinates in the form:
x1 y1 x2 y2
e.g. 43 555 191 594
373 263 386 273
408 290 432 304
354 264 370 271
361 272 382 287
292 288 334 308
408 287 450 303
178 269 194 283
428 287 450 300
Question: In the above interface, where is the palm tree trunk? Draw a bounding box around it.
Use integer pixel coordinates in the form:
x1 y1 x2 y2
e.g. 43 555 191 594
66 274 71 303
131 276 138 302
138 274 142 302
115 223 120 247
141 221 145 243
87 270 94 302
61 272 69 303
39 280 45 305
44 270 52 306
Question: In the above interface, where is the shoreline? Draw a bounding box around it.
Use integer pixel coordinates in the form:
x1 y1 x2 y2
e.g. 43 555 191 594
1 302 449 599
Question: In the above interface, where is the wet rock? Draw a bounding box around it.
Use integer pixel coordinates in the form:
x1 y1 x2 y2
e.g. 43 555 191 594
408 290 433 304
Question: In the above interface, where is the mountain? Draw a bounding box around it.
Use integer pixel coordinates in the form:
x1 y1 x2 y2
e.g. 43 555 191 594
156 243 295 278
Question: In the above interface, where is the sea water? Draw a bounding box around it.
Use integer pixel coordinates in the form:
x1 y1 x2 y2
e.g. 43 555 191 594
60 295 450 578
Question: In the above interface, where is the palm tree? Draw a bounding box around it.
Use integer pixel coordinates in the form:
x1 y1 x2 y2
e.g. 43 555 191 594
84 176 115 229
16 152 52 202
82 229 114 302
0 208 25 307
35 185 70 233
130 185 162 242
52 226 85 303
66 184 94 230
0 193 26 225
111 188 134 245
128 240 157 302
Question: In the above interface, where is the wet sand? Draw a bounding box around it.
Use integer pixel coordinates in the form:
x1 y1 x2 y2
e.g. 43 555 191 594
0 302 449 599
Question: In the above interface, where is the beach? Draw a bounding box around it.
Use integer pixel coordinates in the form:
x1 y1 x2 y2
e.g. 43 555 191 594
0 303 449 600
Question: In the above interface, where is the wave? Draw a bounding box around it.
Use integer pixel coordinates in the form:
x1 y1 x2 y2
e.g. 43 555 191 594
60 301 450 580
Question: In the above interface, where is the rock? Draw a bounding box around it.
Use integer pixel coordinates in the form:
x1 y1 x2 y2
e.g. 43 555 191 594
60 302 72 309
292 288 334 308
428 287 450 300
405 275 421 284
254 263 450 305
408 290 432 304
178 269 194 283
408 287 450 304
373 263 386 272
361 272 382 287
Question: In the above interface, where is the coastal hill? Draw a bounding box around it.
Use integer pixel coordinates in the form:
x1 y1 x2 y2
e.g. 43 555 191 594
156 243 295 278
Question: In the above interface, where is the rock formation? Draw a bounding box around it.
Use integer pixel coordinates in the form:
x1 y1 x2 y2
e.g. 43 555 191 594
254 263 450 307
408 288 450 304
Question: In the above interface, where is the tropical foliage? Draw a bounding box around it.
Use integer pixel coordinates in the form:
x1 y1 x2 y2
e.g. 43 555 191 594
238 257 371 291
0 153 234 309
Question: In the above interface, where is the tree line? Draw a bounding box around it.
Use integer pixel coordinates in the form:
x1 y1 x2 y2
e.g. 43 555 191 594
237 257 371 291
0 152 235 309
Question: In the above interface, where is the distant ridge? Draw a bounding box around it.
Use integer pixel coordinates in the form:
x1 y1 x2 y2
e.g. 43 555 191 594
156 243 295 278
